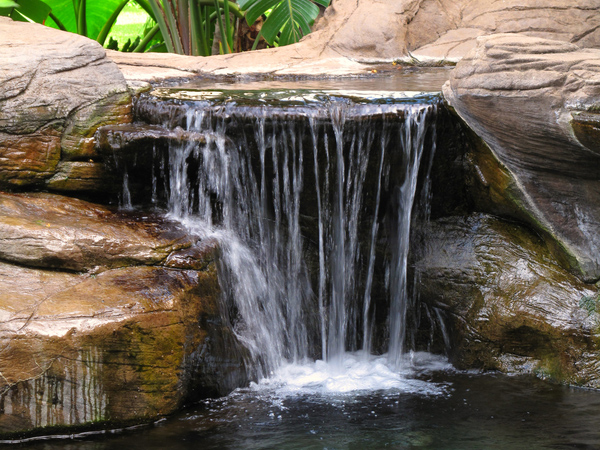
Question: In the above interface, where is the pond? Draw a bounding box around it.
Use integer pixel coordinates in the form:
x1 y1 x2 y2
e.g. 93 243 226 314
10 354 600 449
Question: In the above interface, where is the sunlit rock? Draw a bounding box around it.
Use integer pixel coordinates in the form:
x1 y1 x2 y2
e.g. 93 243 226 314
0 261 248 437
105 0 600 80
0 192 195 272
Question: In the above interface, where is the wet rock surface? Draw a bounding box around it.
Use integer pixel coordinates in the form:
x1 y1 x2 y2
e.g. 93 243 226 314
0 17 131 190
415 214 600 387
0 191 249 437
443 34 600 282
0 192 195 272
0 261 248 437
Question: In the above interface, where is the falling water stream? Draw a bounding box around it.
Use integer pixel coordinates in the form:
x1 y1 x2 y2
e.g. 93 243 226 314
138 87 443 387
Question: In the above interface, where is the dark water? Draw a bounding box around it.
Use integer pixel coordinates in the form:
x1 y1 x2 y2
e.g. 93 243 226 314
11 370 600 450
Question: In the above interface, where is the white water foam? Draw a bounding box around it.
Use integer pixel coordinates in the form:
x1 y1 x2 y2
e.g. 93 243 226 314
248 351 452 397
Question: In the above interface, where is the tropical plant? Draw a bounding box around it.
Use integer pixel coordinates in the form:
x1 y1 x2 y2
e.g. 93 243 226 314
43 0 134 45
1 0 330 55
0 0 51 23
138 0 243 55
238 0 328 47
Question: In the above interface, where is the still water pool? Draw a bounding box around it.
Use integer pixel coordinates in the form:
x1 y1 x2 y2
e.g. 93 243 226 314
11 352 600 450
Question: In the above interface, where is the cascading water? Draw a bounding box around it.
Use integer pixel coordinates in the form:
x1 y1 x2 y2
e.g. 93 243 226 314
133 89 441 386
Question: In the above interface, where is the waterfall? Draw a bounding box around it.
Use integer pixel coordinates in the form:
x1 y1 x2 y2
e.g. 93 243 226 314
138 92 438 378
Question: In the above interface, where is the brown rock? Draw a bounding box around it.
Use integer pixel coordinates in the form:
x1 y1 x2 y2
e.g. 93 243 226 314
0 17 132 187
409 0 600 61
415 214 600 386
0 261 248 436
45 161 118 193
443 33 600 282
0 192 196 272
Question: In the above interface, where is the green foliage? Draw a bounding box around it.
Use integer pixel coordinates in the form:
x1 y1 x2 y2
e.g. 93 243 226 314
44 0 129 44
140 0 242 56
1 0 330 55
0 0 51 23
239 0 329 46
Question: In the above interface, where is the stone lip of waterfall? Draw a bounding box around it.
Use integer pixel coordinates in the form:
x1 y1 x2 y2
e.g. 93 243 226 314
135 89 441 128
149 87 440 106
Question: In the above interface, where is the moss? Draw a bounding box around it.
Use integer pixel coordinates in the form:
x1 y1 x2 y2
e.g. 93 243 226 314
580 294 600 315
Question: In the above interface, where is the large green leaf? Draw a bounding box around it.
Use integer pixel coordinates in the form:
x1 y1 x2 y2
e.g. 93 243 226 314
240 0 328 46
44 0 126 39
0 0 18 10
0 0 51 22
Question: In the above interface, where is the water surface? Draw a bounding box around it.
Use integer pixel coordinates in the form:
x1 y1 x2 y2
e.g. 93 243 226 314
11 355 600 450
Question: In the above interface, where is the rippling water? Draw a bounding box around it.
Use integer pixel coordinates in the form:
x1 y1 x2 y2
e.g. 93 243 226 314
11 358 600 449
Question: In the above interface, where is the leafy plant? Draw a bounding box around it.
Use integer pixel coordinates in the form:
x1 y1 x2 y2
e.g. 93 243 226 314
138 0 243 55
1 0 330 55
43 0 131 45
239 0 329 47
0 0 51 23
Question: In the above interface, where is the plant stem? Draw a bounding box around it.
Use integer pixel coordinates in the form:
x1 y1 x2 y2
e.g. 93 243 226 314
251 27 262 50
48 11 67 31
133 23 160 51
190 0 209 55
97 0 130 45
166 0 185 53
213 0 228 54
222 0 232 53
77 0 87 36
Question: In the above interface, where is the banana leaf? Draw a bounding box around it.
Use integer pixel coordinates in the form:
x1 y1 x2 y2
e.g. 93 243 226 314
44 0 126 40
239 0 328 46
0 0 51 23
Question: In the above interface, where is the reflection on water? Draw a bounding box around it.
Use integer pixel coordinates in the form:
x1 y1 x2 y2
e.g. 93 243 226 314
11 367 600 450
174 67 454 93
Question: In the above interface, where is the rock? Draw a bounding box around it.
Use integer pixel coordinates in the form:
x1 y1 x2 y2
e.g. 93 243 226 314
0 261 249 437
95 124 207 155
443 33 600 282
45 161 118 193
106 0 600 80
0 17 131 188
415 214 600 387
409 0 600 61
0 192 195 272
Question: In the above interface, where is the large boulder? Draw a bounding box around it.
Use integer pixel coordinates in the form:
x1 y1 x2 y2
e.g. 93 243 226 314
443 34 600 282
415 214 600 387
0 263 248 437
409 0 600 61
0 193 248 437
0 17 131 190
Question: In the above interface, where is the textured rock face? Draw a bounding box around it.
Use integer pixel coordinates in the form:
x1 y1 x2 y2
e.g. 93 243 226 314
0 263 248 435
415 214 600 387
0 17 131 190
0 192 196 272
0 193 248 437
107 0 600 80
408 0 600 61
443 34 600 282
